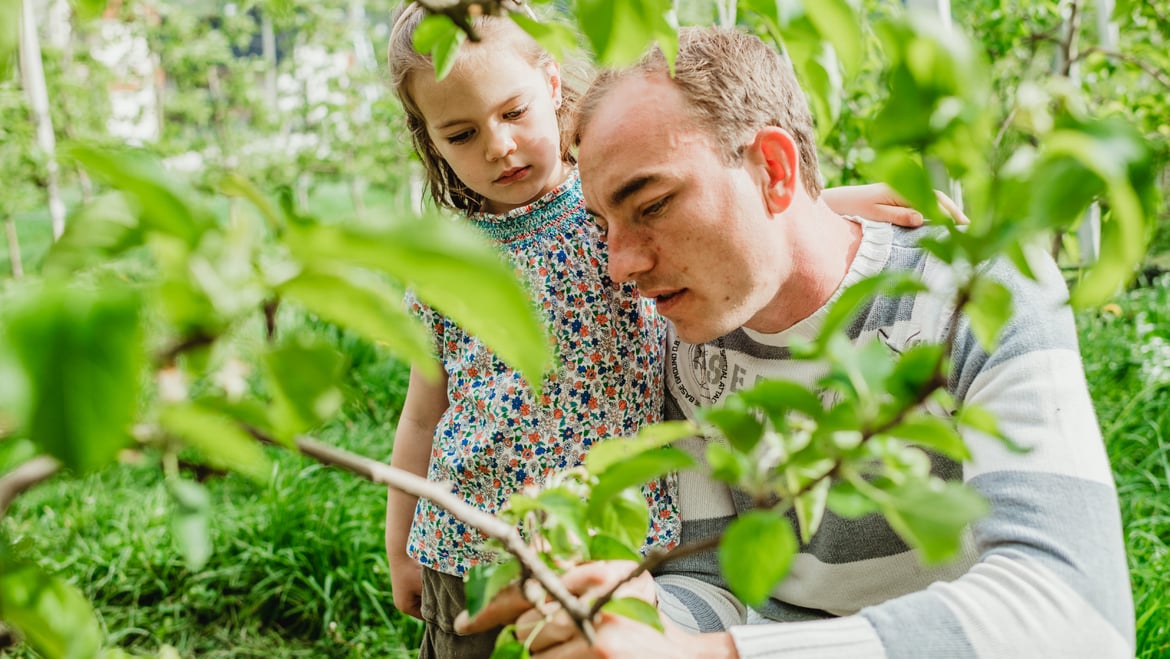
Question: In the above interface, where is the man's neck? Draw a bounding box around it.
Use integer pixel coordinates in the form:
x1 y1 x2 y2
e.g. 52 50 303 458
745 201 864 334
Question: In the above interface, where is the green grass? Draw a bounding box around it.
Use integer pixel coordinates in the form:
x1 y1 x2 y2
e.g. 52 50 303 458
1078 276 1170 659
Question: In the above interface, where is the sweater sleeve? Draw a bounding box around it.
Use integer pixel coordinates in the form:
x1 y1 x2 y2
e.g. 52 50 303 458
728 252 1134 658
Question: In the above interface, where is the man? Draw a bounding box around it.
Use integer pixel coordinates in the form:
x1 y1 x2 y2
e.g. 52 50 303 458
459 26 1134 658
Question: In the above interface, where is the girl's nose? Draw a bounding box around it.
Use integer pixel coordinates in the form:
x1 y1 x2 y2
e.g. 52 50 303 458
486 126 517 161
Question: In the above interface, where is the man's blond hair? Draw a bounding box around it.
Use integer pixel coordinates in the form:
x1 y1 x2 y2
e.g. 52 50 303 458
574 27 822 198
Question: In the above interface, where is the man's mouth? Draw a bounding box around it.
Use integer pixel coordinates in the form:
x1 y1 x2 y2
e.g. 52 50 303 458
644 288 685 313
495 166 530 184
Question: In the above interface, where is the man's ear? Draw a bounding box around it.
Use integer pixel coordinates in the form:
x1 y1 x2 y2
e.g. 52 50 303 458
749 127 799 214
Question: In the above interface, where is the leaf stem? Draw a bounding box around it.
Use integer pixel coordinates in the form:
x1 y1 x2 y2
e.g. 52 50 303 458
0 455 60 519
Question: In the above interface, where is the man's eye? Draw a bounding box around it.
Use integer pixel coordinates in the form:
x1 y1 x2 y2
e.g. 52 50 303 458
643 197 669 217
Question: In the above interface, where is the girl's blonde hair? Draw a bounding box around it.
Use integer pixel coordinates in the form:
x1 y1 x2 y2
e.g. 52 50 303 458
387 3 581 213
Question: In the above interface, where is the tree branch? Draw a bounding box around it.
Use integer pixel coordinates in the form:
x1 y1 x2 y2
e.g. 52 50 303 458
1077 46 1170 91
0 456 60 519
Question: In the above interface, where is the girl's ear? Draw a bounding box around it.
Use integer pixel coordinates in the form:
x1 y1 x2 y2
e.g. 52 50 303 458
544 61 563 109
749 127 799 214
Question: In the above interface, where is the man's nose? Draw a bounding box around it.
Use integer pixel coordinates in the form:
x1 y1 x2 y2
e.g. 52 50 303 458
606 225 653 284
486 125 517 161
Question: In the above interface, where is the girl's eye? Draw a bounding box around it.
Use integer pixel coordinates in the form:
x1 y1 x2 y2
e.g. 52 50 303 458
503 105 529 120
589 214 608 241
447 130 473 145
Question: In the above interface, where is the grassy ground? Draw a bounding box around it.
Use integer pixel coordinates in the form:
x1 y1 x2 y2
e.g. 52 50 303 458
2 193 1169 656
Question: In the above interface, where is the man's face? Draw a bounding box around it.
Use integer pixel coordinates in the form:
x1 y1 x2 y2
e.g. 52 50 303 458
579 74 789 344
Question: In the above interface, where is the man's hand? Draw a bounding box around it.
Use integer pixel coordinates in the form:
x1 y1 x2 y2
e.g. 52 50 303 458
389 553 424 619
822 183 970 226
455 561 738 659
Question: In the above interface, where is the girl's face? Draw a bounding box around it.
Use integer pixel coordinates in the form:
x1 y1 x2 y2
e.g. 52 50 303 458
410 46 567 214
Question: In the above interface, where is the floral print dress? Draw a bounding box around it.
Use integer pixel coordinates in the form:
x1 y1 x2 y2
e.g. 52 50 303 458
407 170 680 575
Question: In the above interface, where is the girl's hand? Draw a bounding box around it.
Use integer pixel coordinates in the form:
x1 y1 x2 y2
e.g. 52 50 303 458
822 183 969 226
389 553 424 619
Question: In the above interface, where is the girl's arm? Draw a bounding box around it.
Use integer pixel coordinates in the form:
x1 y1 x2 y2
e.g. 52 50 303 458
822 183 969 226
386 364 449 619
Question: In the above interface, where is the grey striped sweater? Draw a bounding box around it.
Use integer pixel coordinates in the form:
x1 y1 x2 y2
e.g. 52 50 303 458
658 220 1134 658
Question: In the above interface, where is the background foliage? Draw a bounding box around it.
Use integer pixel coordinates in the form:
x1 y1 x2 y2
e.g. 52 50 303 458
1 0 1168 657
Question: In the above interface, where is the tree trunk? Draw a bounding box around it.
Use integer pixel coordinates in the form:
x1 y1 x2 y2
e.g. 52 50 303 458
261 10 277 112
5 214 24 279
18 0 66 241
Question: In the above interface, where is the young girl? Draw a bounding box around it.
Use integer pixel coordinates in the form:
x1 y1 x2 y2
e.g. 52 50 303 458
384 5 948 657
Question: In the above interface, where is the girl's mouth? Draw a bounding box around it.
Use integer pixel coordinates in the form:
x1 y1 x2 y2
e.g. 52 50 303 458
496 166 531 185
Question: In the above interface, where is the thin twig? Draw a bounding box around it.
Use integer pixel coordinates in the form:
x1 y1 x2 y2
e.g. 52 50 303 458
0 456 61 519
1076 46 1170 91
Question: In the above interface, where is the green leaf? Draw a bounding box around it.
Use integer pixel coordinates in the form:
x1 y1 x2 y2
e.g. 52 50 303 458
284 219 551 391
966 279 1012 351
800 42 844 139
0 0 18 77
262 337 346 442
465 558 521 618
706 442 751 485
602 597 663 632
509 12 579 62
883 414 970 462
793 477 830 543
957 404 1029 453
168 479 213 571
702 404 765 453
882 479 989 564
588 487 650 550
489 626 530 659
219 173 283 232
587 448 694 519
827 478 880 518
4 285 142 473
68 145 213 247
883 343 945 403
585 421 696 475
159 403 271 483
719 511 796 606
864 150 951 225
576 0 675 67
413 13 465 80
0 552 103 659
803 0 862 78
819 272 927 350
72 0 107 20
279 271 437 377
43 193 143 276
734 380 824 430
536 487 591 553
588 533 641 562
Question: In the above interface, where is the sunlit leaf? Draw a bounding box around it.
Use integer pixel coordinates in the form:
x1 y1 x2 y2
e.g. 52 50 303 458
42 193 143 276
262 337 346 443
279 271 437 377
0 550 103 659
706 442 752 485
588 448 694 518
734 380 823 431
602 597 663 632
413 13 466 80
168 478 213 571
883 414 969 462
465 558 521 618
827 478 881 518
702 404 765 453
588 533 641 562
4 285 142 473
509 12 579 62
589 487 650 550
966 279 1012 351
489 626 530 659
957 404 1029 453
576 0 675 67
585 421 696 475
803 0 862 78
793 477 830 543
719 511 796 606
284 219 551 391
882 478 988 563
159 403 271 483
819 272 927 350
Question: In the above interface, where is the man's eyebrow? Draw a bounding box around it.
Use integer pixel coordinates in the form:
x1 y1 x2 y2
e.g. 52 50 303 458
609 175 658 209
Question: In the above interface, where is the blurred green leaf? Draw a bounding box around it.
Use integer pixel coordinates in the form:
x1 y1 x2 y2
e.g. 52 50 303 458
703 404 765 453
883 343 944 403
819 272 927 350
827 477 881 518
262 337 346 443
279 271 437 377
882 478 988 563
465 558 521 618
413 13 465 80
489 627 530 659
793 477 830 543
865 150 950 224
719 511 796 606
735 380 824 429
68 145 213 247
509 12 579 62
42 193 143 276
706 442 752 485
1 0 17 78
0 549 103 659
957 404 1028 453
219 173 283 232
588 448 694 519
71 0 107 20
804 0 862 78
589 487 650 550
588 533 641 562
576 0 676 67
585 421 696 475
168 478 213 571
966 278 1012 351
159 403 271 483
284 218 551 391
602 597 663 631
884 414 970 462
4 286 141 473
